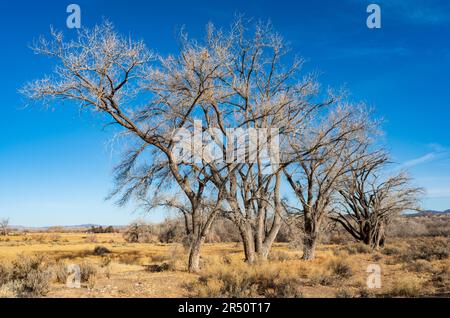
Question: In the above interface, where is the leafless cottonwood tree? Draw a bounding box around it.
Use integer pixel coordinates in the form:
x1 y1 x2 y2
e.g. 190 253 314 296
0 218 9 236
330 153 423 249
193 20 331 263
283 105 377 260
20 21 230 272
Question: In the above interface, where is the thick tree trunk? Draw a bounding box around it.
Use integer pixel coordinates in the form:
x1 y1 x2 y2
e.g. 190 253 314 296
359 222 386 250
302 234 318 260
188 236 204 273
240 224 256 264
302 213 319 260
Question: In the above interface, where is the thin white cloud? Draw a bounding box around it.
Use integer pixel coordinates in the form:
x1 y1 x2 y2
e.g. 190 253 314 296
401 152 437 168
400 143 450 169
428 143 447 152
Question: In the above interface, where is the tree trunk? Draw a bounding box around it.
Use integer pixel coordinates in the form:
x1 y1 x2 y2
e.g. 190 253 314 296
188 236 204 273
255 209 265 258
302 234 318 260
257 246 270 261
240 224 256 264
302 213 319 260
369 226 386 250
258 213 282 261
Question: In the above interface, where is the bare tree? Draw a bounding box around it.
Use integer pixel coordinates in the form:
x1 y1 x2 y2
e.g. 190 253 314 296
283 104 376 260
123 220 155 243
195 20 326 263
331 153 423 249
21 21 227 272
0 218 9 236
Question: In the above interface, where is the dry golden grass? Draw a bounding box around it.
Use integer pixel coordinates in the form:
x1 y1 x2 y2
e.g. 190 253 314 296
0 233 448 297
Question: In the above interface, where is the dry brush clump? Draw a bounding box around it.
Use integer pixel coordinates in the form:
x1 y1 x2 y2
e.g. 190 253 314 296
79 261 97 285
388 277 424 297
54 260 69 284
0 262 9 286
430 266 450 294
93 245 111 256
0 254 52 297
305 260 354 287
328 258 353 280
389 214 450 238
404 259 436 273
187 262 303 298
399 238 449 262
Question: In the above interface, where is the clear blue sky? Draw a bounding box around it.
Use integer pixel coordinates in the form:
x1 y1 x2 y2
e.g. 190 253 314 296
0 0 449 226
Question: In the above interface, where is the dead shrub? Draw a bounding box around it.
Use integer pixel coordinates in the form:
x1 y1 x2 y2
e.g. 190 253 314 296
79 261 97 283
388 216 429 237
389 277 423 297
309 273 335 286
401 238 449 261
189 264 303 298
358 287 375 298
54 260 68 284
8 254 52 297
405 259 435 273
145 262 174 272
382 246 401 256
430 267 450 293
328 258 353 280
389 214 450 237
0 262 10 286
372 253 382 262
93 245 111 256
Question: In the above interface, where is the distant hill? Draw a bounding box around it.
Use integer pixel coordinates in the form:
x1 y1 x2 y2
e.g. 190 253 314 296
10 224 126 231
407 209 450 217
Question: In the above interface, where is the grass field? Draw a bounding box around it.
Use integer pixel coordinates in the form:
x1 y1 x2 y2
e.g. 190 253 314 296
0 232 449 298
